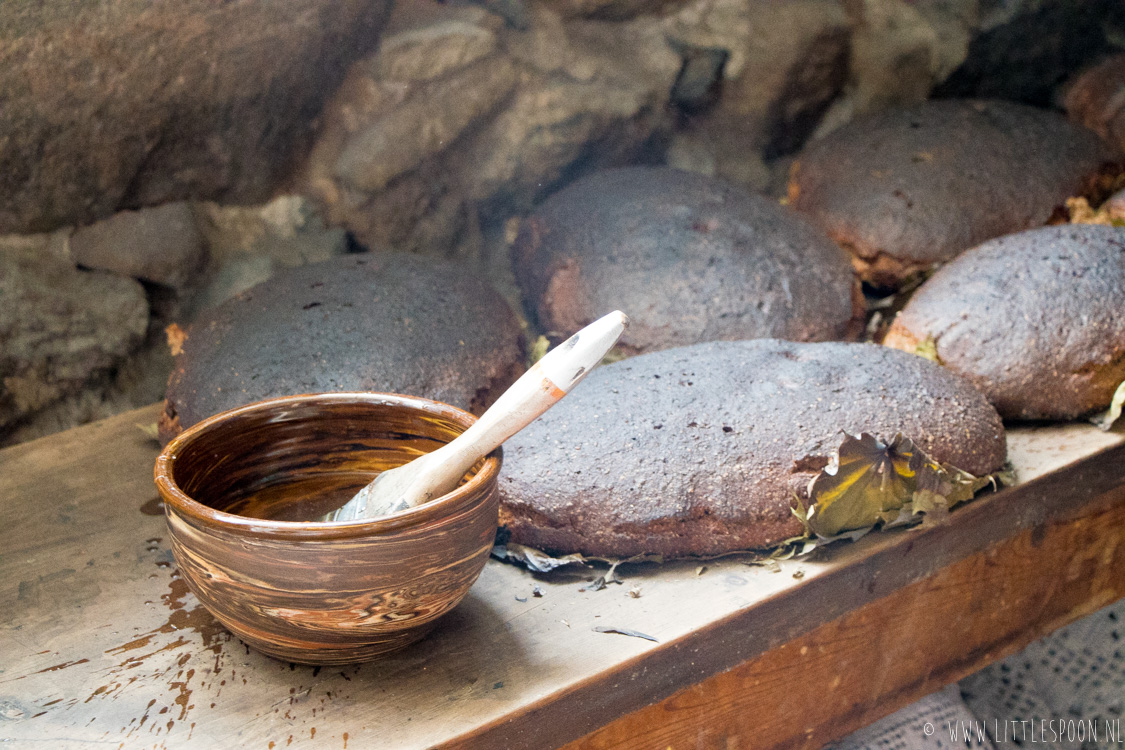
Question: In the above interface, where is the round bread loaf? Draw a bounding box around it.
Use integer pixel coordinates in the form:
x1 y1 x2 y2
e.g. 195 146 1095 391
513 167 863 353
788 99 1113 288
159 253 525 444
498 340 1006 557
883 224 1125 421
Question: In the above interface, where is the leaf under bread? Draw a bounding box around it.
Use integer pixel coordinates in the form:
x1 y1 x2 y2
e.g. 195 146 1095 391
1093 380 1125 431
803 432 993 538
494 432 1006 578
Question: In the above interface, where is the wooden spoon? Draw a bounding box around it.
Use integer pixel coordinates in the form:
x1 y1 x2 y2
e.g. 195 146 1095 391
321 310 629 522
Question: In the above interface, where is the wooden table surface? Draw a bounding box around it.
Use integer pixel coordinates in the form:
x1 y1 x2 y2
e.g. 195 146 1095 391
1 404 1123 750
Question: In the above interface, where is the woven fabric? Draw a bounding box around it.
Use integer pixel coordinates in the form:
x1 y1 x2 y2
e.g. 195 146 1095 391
961 598 1124 750
829 685 992 750
832 599 1124 750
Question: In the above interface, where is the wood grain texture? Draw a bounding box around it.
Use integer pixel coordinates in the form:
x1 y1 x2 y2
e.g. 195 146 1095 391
564 466 1125 750
0 405 1122 749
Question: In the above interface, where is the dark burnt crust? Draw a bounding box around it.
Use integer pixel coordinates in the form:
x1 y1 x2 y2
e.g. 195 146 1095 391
160 253 525 445
513 166 863 351
789 99 1114 287
885 224 1125 421
498 340 1007 558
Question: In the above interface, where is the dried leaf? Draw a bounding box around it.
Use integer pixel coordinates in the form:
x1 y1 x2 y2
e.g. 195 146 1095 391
528 335 551 365
491 542 587 573
806 433 916 536
913 336 941 363
593 626 658 642
1067 196 1125 227
135 422 160 441
742 559 782 574
1093 380 1125 431
581 576 610 592
805 433 995 538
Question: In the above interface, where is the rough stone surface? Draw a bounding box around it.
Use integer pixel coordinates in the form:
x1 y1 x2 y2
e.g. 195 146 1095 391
193 197 350 271
334 58 519 194
0 234 149 433
69 203 206 290
884 224 1125 421
789 99 1114 287
664 0 851 163
847 0 974 114
513 167 863 351
539 0 682 21
184 196 350 316
0 0 391 235
1066 54 1125 154
301 0 679 254
933 0 1125 105
160 252 526 443
498 340 1007 557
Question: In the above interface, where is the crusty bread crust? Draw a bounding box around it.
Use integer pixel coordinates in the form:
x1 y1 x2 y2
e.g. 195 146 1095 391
884 224 1125 420
513 166 864 351
789 99 1112 288
159 253 525 444
499 340 1006 558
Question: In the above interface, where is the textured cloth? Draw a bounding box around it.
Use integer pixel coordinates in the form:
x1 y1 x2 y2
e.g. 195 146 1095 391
832 599 1124 750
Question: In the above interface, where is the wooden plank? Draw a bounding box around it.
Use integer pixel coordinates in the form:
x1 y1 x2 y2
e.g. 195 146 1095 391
0 405 1122 749
563 465 1125 750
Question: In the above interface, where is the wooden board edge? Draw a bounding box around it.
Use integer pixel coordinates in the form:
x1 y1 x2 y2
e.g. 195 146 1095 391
444 441 1125 750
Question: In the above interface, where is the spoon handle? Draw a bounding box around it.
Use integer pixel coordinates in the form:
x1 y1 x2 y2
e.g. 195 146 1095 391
407 311 629 495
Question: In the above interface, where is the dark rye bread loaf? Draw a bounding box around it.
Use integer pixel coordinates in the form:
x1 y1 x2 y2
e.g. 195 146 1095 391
513 167 863 353
159 253 525 444
498 340 1006 558
884 224 1125 421
789 99 1113 288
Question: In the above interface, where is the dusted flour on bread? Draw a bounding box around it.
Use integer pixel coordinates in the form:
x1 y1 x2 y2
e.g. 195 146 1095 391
884 224 1125 420
789 99 1112 288
498 340 1006 557
160 253 525 444
513 166 863 353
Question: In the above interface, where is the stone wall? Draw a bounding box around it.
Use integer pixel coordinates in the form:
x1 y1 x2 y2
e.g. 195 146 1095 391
2 0 1123 445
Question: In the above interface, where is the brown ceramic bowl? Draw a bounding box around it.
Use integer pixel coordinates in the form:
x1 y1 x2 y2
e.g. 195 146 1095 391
153 392 501 665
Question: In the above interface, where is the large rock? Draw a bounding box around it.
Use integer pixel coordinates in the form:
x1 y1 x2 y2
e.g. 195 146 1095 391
0 0 391 235
845 0 974 114
301 0 679 254
663 0 851 161
69 203 206 290
539 0 682 21
453 11 679 212
0 234 149 433
187 196 351 316
933 0 1125 105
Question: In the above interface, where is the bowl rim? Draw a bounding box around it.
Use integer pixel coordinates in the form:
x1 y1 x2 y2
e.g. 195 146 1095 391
153 391 502 540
